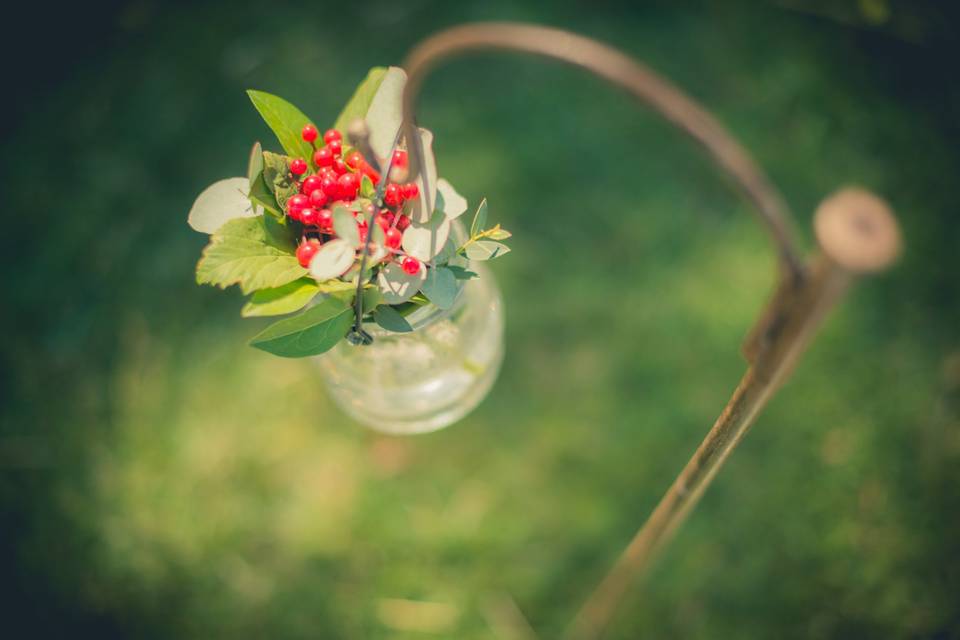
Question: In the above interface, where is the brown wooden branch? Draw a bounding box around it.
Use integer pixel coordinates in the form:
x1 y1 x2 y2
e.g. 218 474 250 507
397 22 902 639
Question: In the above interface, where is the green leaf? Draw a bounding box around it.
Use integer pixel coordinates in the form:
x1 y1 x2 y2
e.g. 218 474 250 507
447 265 478 280
483 224 512 240
373 305 413 333
332 207 360 246
360 174 375 199
463 240 510 261
262 151 299 209
248 171 282 217
196 217 305 294
377 260 425 304
332 67 388 136
249 297 352 358
470 199 488 238
241 279 320 317
361 287 381 311
188 177 259 234
247 142 264 188
247 90 316 162
420 266 459 310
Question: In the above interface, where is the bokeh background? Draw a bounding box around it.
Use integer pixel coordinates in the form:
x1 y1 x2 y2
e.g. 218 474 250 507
2 1 959 638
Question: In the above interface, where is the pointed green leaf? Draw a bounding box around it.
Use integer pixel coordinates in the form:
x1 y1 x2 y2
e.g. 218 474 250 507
470 199 488 237
241 279 320 317
247 142 263 188
196 217 305 294
463 240 510 261
247 90 316 162
262 151 300 209
373 305 413 333
249 297 352 358
332 67 388 136
360 174 375 199
420 266 460 310
248 171 282 217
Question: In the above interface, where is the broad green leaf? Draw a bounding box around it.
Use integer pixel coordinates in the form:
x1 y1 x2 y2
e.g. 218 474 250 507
247 142 264 188
361 287 381 312
332 207 360 246
188 177 260 234
247 90 316 162
377 260 426 304
470 199 488 238
241 279 319 317
365 67 407 161
373 305 413 333
402 209 450 261
437 179 468 219
420 266 459 310
447 265 478 280
463 240 510 261
309 238 355 280
332 67 388 136
249 297 352 358
196 217 305 294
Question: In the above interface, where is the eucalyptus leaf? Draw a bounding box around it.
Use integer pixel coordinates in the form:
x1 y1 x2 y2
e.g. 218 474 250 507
364 67 407 162
249 297 352 358
333 67 388 136
241 278 319 317
377 260 426 304
463 240 510 261
188 177 260 234
420 266 459 310
470 199 488 238
447 265 479 280
437 179 468 219
332 207 360 246
484 225 512 240
247 90 316 162
408 128 438 224
373 305 413 333
309 238 355 281
402 210 451 261
196 217 305 293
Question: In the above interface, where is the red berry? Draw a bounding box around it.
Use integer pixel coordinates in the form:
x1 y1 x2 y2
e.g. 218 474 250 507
297 240 321 268
396 214 411 231
323 129 342 145
300 207 318 226
321 176 339 197
317 208 334 233
320 167 337 181
301 124 318 143
301 175 323 196
338 173 360 199
402 182 419 200
392 149 408 168
313 147 333 167
290 158 307 175
345 151 365 169
328 139 343 156
401 256 420 275
376 209 395 231
355 215 369 243
384 183 403 208
309 189 328 207
287 193 309 218
385 227 403 249
332 157 348 175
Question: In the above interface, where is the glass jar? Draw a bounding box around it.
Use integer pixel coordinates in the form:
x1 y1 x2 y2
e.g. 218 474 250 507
315 258 505 435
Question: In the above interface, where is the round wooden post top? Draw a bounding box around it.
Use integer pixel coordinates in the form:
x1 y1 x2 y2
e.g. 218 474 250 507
814 187 901 273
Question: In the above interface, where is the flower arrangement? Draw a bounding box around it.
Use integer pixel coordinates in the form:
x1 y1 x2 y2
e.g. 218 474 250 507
188 67 510 358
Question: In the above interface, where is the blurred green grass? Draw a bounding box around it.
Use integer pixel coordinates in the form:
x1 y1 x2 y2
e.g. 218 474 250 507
2 1 959 638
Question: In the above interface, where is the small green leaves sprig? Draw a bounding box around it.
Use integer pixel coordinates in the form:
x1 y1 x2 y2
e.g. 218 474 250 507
187 67 511 358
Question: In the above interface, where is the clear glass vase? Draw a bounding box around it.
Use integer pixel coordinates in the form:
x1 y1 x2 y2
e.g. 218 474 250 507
315 260 505 435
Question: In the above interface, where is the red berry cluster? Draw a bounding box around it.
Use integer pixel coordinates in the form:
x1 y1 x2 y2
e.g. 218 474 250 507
290 126 421 272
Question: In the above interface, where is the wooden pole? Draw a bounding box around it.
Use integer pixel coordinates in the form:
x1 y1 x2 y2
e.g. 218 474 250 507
396 23 902 638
